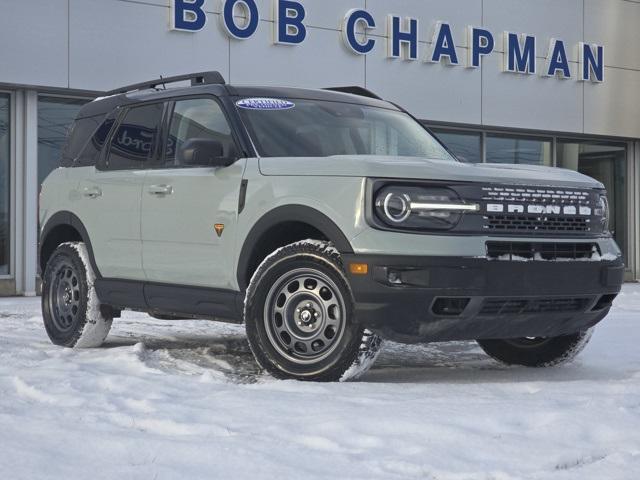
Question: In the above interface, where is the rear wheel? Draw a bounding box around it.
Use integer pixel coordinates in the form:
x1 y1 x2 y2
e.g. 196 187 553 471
244 240 383 381
477 330 594 367
42 242 112 348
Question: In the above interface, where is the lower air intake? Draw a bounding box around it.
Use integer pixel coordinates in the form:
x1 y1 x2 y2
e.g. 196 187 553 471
479 297 593 316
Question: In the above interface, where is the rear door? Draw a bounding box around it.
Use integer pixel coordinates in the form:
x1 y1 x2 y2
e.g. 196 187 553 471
141 96 245 289
75 102 165 280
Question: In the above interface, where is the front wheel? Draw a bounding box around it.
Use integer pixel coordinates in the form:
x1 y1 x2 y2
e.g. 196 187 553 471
244 240 383 382
477 329 594 367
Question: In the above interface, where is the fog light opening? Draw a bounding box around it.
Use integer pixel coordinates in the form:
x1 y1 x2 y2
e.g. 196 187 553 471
387 270 403 285
591 294 617 311
432 298 471 317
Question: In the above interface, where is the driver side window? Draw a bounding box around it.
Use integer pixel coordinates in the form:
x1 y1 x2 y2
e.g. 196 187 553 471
164 98 236 168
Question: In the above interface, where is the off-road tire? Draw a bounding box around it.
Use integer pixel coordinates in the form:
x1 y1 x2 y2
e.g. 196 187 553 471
244 240 383 381
42 242 112 348
477 329 594 367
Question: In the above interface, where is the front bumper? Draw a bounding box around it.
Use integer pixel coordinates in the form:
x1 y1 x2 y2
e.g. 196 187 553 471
343 254 625 343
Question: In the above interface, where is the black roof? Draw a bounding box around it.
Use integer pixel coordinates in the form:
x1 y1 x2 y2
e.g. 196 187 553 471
76 82 395 120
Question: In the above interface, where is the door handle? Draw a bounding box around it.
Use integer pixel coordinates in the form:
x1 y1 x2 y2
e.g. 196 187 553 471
82 187 102 199
148 184 173 196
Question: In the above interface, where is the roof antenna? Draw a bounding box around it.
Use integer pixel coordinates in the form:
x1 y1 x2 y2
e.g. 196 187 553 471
158 75 166 91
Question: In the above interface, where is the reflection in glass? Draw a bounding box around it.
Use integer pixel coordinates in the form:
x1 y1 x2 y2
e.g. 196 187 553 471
0 94 9 275
239 99 455 160
431 129 482 163
486 135 552 166
557 140 628 261
107 103 163 170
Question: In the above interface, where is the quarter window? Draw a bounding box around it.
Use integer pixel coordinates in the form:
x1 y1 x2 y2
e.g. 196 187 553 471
61 115 103 167
105 103 164 170
164 98 235 167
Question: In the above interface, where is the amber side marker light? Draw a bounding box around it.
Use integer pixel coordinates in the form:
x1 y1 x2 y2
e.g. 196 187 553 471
349 263 369 275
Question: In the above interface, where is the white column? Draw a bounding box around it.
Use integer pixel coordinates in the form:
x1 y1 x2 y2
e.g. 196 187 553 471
13 91 24 295
21 90 38 296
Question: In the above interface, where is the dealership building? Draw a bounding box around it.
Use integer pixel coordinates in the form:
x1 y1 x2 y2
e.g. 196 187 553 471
0 0 639 296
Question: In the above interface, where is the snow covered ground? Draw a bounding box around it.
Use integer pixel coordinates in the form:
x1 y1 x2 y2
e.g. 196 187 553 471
1 286 640 480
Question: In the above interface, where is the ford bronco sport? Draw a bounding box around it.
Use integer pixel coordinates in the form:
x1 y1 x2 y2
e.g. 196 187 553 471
39 71 624 381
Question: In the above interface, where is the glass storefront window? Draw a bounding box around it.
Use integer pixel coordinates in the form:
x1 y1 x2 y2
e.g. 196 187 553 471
431 129 482 163
486 134 552 166
0 94 9 275
557 140 628 261
38 96 88 188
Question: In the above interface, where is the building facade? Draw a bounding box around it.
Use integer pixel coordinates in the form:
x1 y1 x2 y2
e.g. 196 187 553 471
0 0 639 296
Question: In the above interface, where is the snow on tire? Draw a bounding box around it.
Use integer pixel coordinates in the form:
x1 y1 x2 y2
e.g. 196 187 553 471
42 242 113 348
244 240 383 382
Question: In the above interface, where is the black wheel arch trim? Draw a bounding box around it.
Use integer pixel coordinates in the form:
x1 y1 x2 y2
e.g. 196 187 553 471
39 211 102 278
236 205 354 290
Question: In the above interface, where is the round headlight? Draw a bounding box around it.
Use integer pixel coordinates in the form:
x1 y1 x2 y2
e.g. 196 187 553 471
383 192 412 223
374 185 474 231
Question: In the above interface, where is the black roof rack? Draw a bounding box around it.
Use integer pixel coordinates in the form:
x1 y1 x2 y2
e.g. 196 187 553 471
323 86 383 100
106 71 226 96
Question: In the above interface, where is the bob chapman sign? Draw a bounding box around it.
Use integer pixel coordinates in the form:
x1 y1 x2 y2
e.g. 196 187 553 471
170 0 605 82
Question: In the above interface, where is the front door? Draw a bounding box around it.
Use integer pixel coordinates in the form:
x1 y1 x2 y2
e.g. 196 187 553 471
141 97 245 290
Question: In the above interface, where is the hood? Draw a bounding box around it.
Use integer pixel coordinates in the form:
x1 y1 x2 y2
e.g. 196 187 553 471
259 156 604 189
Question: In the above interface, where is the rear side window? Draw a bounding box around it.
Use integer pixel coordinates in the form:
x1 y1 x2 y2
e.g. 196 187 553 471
60 115 105 167
105 103 164 170
163 98 236 168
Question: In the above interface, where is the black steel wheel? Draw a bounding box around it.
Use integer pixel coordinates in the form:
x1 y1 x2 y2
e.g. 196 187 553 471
48 259 83 334
245 240 383 381
42 242 112 348
263 268 347 364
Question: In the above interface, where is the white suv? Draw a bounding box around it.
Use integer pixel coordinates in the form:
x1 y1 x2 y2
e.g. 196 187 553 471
39 72 624 381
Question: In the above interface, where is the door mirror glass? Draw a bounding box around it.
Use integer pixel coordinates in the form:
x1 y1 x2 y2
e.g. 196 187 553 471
180 138 230 167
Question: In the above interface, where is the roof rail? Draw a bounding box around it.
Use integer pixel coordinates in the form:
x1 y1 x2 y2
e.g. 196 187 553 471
323 86 383 100
106 71 226 96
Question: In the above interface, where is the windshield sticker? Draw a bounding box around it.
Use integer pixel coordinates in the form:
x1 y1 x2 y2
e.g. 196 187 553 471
236 98 295 110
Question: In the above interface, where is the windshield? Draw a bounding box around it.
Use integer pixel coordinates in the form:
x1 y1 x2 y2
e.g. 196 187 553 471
236 98 456 161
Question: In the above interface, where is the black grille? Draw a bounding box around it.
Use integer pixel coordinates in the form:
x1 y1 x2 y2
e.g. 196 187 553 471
486 242 600 261
479 297 592 316
478 185 600 236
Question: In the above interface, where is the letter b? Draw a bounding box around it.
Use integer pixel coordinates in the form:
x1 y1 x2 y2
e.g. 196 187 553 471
275 0 307 45
171 0 207 32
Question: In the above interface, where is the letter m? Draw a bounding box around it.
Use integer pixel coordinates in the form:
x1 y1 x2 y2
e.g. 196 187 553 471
504 32 536 74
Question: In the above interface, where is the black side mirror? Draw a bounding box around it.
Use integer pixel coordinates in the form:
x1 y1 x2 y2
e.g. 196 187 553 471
180 138 233 167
